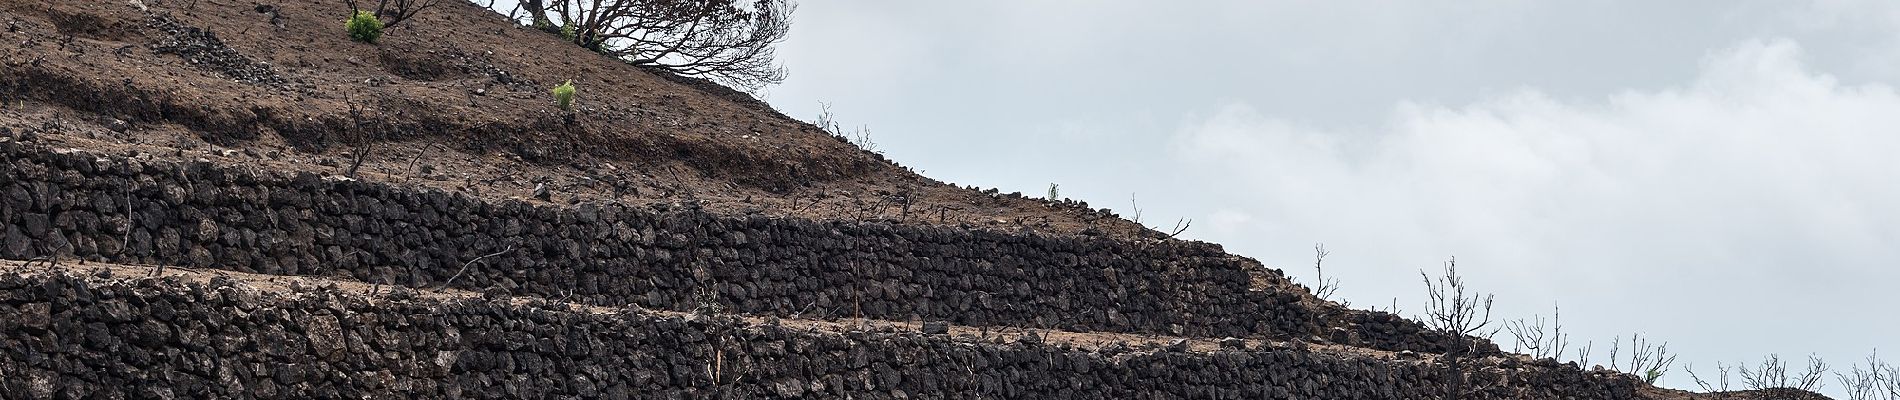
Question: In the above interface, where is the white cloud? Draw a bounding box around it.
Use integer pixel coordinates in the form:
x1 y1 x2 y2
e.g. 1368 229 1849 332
1205 209 1256 237
1170 38 1900 390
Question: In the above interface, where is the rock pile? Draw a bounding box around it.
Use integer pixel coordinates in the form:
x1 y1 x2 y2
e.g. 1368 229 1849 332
146 14 287 86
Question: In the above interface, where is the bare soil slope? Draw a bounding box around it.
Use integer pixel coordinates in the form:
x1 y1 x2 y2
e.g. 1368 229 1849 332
0 0 1152 239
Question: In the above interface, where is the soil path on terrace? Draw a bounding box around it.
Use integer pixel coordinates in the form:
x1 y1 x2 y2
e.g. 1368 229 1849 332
1 259 1393 359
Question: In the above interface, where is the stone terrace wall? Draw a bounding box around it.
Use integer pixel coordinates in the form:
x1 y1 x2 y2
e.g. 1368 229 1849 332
0 270 1638 399
0 140 1463 353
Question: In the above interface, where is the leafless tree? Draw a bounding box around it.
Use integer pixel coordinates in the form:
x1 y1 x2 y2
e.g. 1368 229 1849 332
1835 351 1899 400
1686 362 1734 393
507 0 794 92
342 0 440 28
1505 303 1568 360
1604 333 1677 384
1420 257 1495 338
1738 354 1829 393
1128 194 1144 224
346 141 376 179
1418 256 1497 400
341 99 381 179
1310 243 1341 302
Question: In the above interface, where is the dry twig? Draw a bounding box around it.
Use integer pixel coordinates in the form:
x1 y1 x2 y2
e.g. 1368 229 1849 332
442 246 516 288
1311 243 1340 302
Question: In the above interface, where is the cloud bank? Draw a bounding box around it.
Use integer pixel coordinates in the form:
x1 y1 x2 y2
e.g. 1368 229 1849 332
1171 39 1900 385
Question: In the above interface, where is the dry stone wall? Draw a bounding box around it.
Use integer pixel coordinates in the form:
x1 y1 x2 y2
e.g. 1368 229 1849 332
0 139 1467 354
0 270 1638 399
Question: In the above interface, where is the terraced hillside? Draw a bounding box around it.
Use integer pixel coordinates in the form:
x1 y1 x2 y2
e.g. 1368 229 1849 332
0 0 1812 398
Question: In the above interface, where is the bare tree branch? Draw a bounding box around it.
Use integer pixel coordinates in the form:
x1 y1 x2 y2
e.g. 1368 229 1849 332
1420 257 1495 338
1418 256 1496 400
1613 333 1677 384
1576 340 1594 370
1505 303 1568 360
342 0 440 29
499 0 794 92
1167 218 1191 238
1738 354 1830 393
1128 193 1143 224
1311 243 1340 302
1685 362 1733 393
1834 350 1898 400
442 246 516 288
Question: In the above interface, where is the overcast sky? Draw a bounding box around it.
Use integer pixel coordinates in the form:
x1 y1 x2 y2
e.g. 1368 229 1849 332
758 1 1900 394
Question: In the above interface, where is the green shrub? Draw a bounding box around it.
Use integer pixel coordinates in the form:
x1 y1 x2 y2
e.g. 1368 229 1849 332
345 10 383 43
551 80 576 110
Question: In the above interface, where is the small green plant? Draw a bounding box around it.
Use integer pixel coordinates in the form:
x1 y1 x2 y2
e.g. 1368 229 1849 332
532 18 558 33
1047 183 1060 200
560 24 577 42
551 80 577 110
345 10 383 43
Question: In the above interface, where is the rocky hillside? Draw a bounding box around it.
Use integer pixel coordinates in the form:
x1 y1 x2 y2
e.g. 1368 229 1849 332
0 0 1153 240
0 0 1821 399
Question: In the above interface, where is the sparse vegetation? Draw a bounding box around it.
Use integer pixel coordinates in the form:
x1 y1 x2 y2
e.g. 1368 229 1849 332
1420 262 1687 390
1687 354 1832 395
551 80 576 110
344 10 383 43
812 102 877 153
1740 354 1830 393
1504 303 1568 360
1605 333 1676 384
1835 350 1900 400
1686 362 1735 393
1047 183 1060 200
